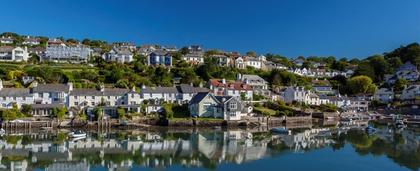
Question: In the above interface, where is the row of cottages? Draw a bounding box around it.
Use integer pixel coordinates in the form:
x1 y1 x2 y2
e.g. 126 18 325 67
141 84 210 104
385 62 420 84
290 68 350 78
0 36 13 44
189 92 251 121
181 52 204 65
22 36 41 46
0 78 211 118
209 79 253 100
147 49 173 67
0 46 30 62
374 88 395 103
102 47 134 63
44 39 92 63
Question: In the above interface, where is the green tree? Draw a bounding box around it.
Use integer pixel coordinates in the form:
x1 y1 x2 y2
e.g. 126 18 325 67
117 107 126 120
21 104 32 116
93 107 103 121
162 103 174 119
347 75 377 95
394 78 408 92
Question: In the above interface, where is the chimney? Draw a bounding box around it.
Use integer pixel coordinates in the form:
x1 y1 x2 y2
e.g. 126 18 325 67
190 82 193 87
222 78 226 84
67 82 73 91
0 79 3 90
141 84 146 90
132 86 136 92
199 82 203 88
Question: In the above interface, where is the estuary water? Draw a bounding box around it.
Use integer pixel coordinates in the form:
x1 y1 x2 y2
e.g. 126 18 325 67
0 126 419 171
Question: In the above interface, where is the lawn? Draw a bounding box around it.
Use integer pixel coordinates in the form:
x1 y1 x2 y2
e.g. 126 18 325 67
254 107 277 116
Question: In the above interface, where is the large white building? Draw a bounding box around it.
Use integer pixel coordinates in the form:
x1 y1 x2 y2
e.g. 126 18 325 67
44 44 92 63
0 46 29 62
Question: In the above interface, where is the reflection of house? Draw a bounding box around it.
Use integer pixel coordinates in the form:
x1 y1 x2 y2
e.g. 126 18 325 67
189 92 248 121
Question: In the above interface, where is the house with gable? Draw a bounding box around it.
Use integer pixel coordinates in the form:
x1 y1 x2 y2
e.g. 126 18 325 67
189 92 249 121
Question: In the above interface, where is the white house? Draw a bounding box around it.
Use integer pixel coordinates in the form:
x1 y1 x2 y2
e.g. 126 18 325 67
401 85 420 101
0 36 13 44
22 36 40 46
374 88 394 103
0 46 29 62
181 52 204 65
210 55 232 67
284 86 320 105
141 86 178 103
0 79 34 109
102 48 134 63
189 92 249 121
32 81 72 105
237 74 270 97
45 44 92 63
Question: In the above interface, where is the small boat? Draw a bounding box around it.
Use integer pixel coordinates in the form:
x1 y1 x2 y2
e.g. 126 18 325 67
69 131 87 138
271 127 291 134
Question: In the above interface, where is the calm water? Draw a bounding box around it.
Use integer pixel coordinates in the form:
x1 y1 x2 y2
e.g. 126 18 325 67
0 126 419 171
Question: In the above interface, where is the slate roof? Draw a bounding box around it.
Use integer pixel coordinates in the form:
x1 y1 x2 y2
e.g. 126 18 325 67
32 84 70 93
209 79 252 91
114 48 133 55
0 46 14 52
70 88 130 96
177 84 209 94
142 87 178 94
241 74 267 84
31 103 64 109
150 49 169 56
0 88 32 97
189 92 211 104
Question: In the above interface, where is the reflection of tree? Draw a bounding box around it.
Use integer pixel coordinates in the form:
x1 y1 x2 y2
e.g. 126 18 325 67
346 130 420 170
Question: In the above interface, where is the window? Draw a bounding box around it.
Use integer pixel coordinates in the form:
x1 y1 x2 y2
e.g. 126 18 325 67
91 102 95 106
229 102 237 109
92 96 95 99
39 93 42 98
75 96 78 99
229 112 236 116
74 102 79 106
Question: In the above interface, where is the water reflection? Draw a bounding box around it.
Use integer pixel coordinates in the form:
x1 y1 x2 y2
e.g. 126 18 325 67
0 126 418 171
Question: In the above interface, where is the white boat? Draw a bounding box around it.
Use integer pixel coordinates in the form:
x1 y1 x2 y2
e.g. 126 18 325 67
69 131 87 138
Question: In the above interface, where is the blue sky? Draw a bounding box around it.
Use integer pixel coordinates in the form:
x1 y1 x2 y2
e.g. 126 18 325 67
1 0 420 58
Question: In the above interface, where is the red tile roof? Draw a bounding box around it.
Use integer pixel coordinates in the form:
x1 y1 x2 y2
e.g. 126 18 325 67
209 79 252 91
